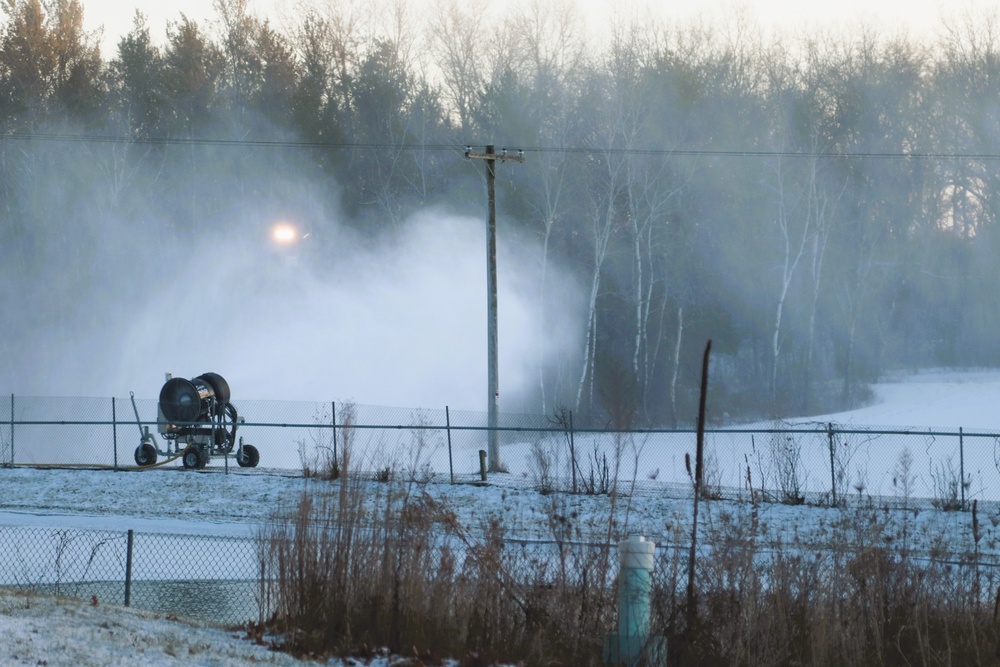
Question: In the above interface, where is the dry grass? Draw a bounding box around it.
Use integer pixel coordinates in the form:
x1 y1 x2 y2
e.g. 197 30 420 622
657 501 1000 666
257 479 624 664
258 456 1000 665
257 415 630 665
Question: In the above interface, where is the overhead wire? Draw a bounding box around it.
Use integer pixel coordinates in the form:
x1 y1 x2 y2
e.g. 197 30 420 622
4 130 1000 161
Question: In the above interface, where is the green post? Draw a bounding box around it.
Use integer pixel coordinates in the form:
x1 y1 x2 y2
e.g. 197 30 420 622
604 535 665 666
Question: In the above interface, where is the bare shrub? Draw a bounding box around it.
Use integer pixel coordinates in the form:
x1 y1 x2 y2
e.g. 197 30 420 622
447 514 617 665
929 456 969 511
529 438 559 495
893 447 917 509
579 440 611 495
700 447 723 500
297 405 337 479
770 432 806 504
259 481 624 666
826 425 865 506
402 409 438 483
258 466 456 657
656 499 998 665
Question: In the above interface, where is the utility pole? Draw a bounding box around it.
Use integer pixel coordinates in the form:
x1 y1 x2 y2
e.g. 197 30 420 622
465 145 525 472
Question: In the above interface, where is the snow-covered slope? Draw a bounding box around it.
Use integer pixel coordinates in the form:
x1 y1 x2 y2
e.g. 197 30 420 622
796 369 1000 429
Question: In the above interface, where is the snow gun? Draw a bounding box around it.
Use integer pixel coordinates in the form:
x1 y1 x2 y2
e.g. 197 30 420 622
130 372 259 469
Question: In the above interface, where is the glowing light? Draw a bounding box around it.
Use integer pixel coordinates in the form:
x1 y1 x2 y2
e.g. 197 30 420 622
271 223 298 245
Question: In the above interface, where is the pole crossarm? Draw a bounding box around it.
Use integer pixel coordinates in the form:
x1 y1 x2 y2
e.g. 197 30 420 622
465 146 526 163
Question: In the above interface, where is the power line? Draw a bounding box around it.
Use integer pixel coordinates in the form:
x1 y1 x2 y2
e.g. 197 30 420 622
5 130 1000 161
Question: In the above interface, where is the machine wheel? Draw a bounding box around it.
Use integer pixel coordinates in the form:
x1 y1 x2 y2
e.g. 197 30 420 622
134 443 157 467
236 444 260 468
182 446 206 470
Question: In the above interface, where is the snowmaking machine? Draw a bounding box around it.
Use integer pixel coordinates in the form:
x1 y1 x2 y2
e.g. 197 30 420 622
131 372 259 469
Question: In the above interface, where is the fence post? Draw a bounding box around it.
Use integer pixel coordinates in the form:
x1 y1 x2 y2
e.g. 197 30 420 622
331 401 338 469
827 422 837 507
479 450 488 482
960 427 966 511
259 558 267 627
124 529 134 607
113 397 118 470
9 393 13 465
446 406 454 484
569 410 577 494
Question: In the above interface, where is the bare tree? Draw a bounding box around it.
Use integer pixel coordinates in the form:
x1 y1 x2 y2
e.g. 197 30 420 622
511 0 587 412
426 0 486 133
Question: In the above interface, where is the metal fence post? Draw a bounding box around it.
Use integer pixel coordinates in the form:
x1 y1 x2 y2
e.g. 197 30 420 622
259 558 267 627
570 410 577 494
124 529 134 607
960 427 966 511
332 401 338 469
827 422 837 507
9 393 13 465
446 406 454 484
113 397 118 470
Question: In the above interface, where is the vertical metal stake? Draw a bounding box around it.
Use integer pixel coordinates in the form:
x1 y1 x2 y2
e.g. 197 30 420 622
960 427 966 511
113 397 118 470
827 422 837 507
124 529 134 607
259 559 267 627
9 393 14 465
446 406 454 484
570 410 577 494
331 401 338 469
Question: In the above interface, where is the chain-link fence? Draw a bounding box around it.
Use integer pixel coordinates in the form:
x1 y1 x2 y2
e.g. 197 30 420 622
3 516 1000 661
0 525 265 625
3 393 1000 505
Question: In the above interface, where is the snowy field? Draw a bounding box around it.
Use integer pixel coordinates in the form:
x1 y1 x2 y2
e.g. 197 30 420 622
3 369 1000 665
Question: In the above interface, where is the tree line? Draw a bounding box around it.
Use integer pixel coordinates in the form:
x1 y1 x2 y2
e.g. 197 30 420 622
3 0 1000 425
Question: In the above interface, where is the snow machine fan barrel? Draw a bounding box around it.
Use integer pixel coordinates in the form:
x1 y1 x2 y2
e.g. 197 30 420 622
140 371 257 469
159 373 230 423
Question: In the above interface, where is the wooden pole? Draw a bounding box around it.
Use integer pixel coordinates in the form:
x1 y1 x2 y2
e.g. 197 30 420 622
687 339 712 629
485 145 500 471
464 145 524 472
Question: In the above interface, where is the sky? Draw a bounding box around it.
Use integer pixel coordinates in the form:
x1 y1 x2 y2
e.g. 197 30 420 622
78 0 997 55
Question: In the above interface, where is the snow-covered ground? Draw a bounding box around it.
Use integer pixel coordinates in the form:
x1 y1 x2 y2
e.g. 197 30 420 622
1 588 306 667
799 368 1000 429
3 369 1000 665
